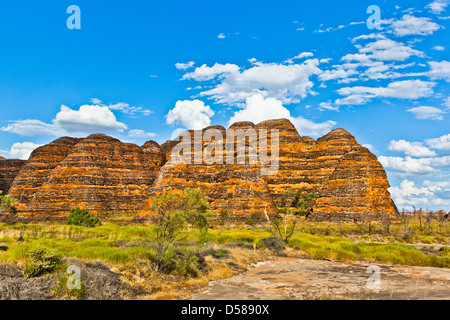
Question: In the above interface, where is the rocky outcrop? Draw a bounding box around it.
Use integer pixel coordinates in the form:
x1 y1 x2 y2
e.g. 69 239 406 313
9 135 162 216
150 119 398 220
3 118 398 221
0 158 26 194
8 137 81 205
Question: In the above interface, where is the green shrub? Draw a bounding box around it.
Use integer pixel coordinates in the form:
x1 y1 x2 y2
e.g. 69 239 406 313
23 247 63 278
67 208 101 228
54 273 87 300
147 245 206 278
246 210 264 226
0 191 18 215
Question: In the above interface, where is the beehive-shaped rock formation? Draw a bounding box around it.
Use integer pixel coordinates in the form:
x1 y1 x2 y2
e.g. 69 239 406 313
2 118 398 221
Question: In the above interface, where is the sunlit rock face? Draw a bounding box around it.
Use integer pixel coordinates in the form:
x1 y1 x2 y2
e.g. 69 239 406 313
0 158 26 195
8 135 162 216
4 118 398 221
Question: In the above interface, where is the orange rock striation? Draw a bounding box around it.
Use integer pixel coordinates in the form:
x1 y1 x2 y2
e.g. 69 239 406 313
2 119 398 221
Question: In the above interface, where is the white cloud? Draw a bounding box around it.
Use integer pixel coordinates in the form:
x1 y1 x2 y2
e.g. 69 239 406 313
128 129 156 139
426 60 450 82
319 67 359 81
101 102 152 116
318 101 339 111
407 106 446 120
228 94 336 137
1 119 60 136
388 140 437 157
334 37 425 81
183 59 323 105
228 94 290 125
432 45 445 51
2 104 128 137
285 52 314 64
336 80 436 105
426 0 449 14
290 117 336 137
54 105 128 133
444 97 450 108
218 33 226 39
90 98 102 104
182 63 240 81
362 144 376 153
166 100 214 130
356 38 424 61
390 14 441 36
175 61 195 70
426 134 450 150
390 179 450 210
380 155 450 175
0 142 43 160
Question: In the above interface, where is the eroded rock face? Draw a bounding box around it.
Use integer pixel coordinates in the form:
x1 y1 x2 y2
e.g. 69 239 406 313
9 135 162 216
8 137 81 204
4 118 398 220
0 158 26 194
150 118 398 220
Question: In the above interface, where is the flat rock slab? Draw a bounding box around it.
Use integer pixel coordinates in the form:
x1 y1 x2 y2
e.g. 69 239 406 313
191 258 450 300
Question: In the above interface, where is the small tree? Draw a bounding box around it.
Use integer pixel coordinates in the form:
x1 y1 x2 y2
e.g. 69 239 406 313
150 188 210 232
149 188 211 271
266 211 297 243
0 191 18 215
278 189 316 217
67 208 101 228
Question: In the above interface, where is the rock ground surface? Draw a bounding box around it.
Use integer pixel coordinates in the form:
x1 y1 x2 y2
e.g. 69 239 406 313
191 257 450 300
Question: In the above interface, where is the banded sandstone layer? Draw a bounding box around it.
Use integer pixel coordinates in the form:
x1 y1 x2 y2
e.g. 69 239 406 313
2 119 398 221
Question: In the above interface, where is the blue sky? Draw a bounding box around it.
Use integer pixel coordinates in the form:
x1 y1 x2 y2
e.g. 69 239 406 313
0 0 449 210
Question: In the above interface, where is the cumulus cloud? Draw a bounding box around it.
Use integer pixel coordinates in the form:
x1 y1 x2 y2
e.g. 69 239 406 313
128 129 156 139
426 134 450 150
333 37 425 81
1 119 60 137
2 104 128 137
388 140 437 157
54 105 128 133
390 14 441 36
426 0 449 14
181 58 322 105
319 68 359 82
426 60 450 81
175 61 195 70
285 52 314 64
432 45 445 51
336 80 436 105
390 179 450 210
0 142 43 160
166 100 214 130
318 101 339 111
90 100 152 117
182 63 240 81
444 97 450 108
228 94 336 137
353 38 424 61
380 155 450 175
407 106 446 120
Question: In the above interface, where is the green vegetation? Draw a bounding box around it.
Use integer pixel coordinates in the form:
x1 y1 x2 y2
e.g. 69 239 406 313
0 193 449 299
277 189 316 217
1 222 448 269
0 191 18 215
54 273 87 300
149 188 211 273
67 208 101 228
22 247 64 278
